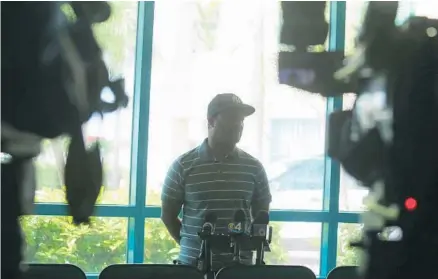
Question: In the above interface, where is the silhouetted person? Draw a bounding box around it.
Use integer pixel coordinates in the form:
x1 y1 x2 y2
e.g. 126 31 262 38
161 93 272 271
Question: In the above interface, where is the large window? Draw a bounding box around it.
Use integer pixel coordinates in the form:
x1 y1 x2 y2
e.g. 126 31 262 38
146 1 331 275
21 1 417 278
146 1 328 212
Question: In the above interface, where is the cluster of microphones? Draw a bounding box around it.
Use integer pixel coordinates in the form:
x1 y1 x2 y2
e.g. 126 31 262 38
197 210 272 275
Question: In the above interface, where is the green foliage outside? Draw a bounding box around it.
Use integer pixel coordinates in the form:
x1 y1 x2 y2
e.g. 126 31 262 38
337 223 362 266
21 215 127 273
22 187 288 273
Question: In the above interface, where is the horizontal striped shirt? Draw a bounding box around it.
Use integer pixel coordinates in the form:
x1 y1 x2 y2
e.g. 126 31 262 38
161 139 272 270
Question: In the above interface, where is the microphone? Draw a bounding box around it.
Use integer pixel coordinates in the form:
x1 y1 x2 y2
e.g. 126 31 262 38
228 209 247 234
229 210 247 264
200 212 218 237
252 211 270 265
197 212 217 273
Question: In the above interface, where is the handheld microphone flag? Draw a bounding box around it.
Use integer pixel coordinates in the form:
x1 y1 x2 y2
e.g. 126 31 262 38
228 209 246 234
252 211 269 237
252 211 270 265
197 212 217 273
201 212 218 237
229 210 247 263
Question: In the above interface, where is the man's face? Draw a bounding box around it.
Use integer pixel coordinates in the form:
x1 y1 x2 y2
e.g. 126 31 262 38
211 109 245 145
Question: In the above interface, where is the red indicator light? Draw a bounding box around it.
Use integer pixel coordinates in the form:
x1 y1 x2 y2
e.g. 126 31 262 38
404 197 417 211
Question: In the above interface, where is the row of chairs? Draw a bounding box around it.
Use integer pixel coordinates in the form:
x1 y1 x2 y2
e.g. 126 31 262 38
22 263 360 279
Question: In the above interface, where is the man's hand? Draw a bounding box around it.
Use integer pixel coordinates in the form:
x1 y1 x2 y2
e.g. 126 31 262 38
251 165 272 218
160 159 185 244
161 200 182 244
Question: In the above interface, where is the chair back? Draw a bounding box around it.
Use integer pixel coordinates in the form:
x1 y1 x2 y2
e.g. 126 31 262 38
100 264 204 279
215 265 317 279
327 266 361 279
22 264 86 279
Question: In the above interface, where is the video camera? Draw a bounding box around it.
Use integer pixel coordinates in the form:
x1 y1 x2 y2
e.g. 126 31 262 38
279 2 438 279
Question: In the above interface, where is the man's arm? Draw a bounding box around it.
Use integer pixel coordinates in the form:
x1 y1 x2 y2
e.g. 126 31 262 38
160 159 184 244
251 164 272 219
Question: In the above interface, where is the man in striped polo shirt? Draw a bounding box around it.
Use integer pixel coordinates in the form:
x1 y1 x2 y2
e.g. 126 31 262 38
161 93 272 271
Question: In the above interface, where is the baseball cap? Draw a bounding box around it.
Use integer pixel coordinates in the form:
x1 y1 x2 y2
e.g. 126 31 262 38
207 93 256 119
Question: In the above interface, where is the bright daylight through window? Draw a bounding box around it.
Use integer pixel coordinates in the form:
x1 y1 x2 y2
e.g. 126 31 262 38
147 1 328 273
21 1 428 277
147 1 328 212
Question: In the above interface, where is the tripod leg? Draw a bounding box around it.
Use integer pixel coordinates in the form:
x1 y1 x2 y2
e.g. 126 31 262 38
1 162 24 279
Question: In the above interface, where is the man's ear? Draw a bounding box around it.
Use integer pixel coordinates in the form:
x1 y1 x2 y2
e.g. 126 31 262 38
208 117 215 128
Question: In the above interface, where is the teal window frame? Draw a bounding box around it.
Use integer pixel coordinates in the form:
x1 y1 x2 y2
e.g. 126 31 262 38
33 2 362 279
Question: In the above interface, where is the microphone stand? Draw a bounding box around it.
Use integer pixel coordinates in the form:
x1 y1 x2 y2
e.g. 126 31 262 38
204 235 213 279
255 239 264 265
229 211 246 265
252 222 270 265
198 232 214 279
232 234 241 264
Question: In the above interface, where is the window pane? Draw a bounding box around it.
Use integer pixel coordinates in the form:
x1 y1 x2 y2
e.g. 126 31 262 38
339 167 368 211
344 1 368 56
147 1 328 210
144 218 180 264
34 2 138 205
337 223 362 266
265 222 321 275
412 1 438 19
21 216 128 273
